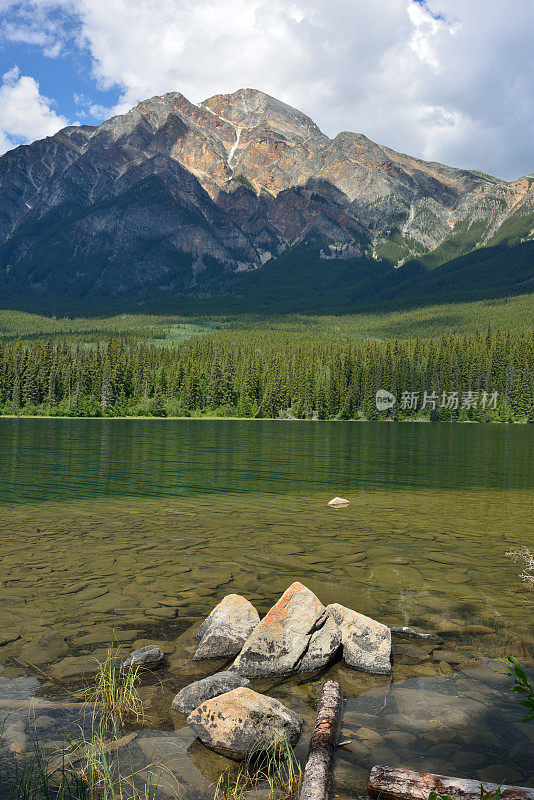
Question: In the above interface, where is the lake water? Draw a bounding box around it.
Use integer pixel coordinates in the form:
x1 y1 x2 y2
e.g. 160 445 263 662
0 419 533 796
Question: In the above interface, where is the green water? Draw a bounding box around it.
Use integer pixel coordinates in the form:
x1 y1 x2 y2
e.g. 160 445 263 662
0 419 533 795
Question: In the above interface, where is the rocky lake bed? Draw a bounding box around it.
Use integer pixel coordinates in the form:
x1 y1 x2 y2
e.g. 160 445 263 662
1 580 533 799
1 421 533 798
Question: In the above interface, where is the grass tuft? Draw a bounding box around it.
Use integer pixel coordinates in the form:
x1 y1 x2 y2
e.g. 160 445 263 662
78 643 143 731
214 733 302 800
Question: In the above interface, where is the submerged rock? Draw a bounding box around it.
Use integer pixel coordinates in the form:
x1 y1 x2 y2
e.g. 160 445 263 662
232 582 341 677
327 497 350 507
172 671 250 714
390 626 443 642
187 687 303 758
50 651 111 679
194 594 260 660
327 603 391 675
123 645 164 668
20 632 68 666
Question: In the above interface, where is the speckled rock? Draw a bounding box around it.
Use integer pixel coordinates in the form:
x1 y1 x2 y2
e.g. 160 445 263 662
172 671 250 714
327 603 391 674
232 582 341 677
194 594 260 660
187 687 303 758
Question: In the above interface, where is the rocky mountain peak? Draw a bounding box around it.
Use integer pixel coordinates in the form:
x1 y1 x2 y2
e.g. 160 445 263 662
0 87 531 307
201 88 324 141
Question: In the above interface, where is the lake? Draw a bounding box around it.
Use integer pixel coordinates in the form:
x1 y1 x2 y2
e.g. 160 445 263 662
0 419 533 796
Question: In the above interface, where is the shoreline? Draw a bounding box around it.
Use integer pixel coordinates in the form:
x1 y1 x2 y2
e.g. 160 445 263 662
0 414 528 423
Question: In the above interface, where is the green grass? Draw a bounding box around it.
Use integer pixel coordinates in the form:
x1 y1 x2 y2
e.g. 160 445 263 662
214 733 302 800
1 645 301 800
153 294 534 343
0 292 532 346
0 310 215 345
1 645 164 800
78 643 143 731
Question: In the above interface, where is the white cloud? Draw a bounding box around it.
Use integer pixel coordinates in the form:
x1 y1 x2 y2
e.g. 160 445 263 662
0 0 533 179
0 65 69 153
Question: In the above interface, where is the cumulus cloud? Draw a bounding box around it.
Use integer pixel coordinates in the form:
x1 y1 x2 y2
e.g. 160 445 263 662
0 65 69 152
0 0 532 178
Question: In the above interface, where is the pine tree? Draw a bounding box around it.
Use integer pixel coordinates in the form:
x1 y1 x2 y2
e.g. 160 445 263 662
101 365 114 413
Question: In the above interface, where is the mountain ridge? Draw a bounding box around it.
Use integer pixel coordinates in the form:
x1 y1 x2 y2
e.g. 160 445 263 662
0 87 532 310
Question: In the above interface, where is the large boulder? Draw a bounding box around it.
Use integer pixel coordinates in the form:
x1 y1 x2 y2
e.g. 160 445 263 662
194 594 260 660
187 687 303 758
327 603 391 674
171 671 250 714
232 582 341 677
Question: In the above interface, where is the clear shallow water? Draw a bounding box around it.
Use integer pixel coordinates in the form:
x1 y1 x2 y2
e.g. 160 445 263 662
0 419 533 796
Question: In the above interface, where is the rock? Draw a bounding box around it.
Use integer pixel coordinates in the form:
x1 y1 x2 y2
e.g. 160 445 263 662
50 651 111 679
327 603 391 675
123 645 164 668
0 632 21 647
72 628 139 647
355 726 384 746
194 594 260 660
477 765 525 785
392 687 472 728
432 649 465 665
132 638 175 655
187 687 303 758
172 671 250 714
297 616 341 674
19 632 68 666
390 626 442 642
145 606 177 619
327 497 350 507
385 730 416 747
459 625 495 635
232 582 341 677
391 639 435 664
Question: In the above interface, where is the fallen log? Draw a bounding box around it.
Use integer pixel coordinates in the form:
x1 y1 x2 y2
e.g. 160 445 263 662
369 765 534 800
299 680 344 800
0 699 101 710
46 731 137 777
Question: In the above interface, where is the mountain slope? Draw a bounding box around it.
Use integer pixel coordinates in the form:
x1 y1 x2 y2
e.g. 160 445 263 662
0 87 532 310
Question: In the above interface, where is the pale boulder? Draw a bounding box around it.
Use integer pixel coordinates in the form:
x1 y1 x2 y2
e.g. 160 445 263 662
327 603 391 674
123 645 164 668
194 594 260 660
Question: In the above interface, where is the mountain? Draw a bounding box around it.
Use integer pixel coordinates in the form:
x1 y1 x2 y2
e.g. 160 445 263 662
0 87 533 312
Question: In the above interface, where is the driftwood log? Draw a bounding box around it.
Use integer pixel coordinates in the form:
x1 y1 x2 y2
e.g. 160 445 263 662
0 699 101 709
369 766 534 800
299 680 344 800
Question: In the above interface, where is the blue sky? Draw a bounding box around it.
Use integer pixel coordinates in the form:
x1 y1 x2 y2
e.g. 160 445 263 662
0 36 119 136
0 0 532 180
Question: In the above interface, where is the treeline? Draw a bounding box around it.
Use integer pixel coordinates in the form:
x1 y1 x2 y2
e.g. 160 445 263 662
0 328 533 421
